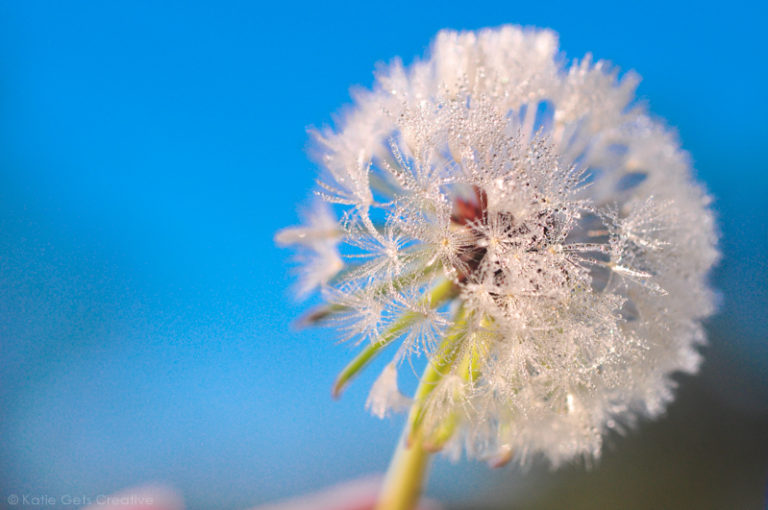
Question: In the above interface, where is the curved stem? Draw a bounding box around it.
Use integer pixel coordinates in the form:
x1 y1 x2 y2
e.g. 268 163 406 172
375 429 431 510
376 305 470 510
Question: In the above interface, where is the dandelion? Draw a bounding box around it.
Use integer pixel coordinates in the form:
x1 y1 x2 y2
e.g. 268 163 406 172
277 25 718 510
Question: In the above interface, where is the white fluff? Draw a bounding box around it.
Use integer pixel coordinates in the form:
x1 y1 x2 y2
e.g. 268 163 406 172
278 26 718 467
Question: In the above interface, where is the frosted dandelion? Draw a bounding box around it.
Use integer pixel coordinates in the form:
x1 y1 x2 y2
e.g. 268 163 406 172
277 25 718 510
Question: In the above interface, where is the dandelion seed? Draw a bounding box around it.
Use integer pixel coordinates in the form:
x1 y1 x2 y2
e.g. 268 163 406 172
275 200 343 296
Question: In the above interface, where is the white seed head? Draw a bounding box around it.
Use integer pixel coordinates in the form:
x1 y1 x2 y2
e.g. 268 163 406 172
278 26 719 467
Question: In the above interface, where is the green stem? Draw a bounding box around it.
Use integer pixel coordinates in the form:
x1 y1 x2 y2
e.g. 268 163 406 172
376 305 471 510
375 429 431 510
405 304 468 442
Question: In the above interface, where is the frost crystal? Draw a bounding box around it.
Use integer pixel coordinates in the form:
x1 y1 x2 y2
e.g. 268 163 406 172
277 26 719 466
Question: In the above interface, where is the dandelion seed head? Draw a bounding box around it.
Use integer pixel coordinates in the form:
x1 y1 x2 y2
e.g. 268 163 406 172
277 25 719 467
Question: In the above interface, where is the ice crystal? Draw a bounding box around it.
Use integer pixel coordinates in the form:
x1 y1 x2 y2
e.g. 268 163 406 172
277 25 718 467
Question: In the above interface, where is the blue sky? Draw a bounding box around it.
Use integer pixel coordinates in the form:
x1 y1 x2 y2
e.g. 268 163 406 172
0 1 765 508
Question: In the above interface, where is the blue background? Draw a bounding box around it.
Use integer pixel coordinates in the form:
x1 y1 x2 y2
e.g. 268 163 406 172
1 1 766 508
